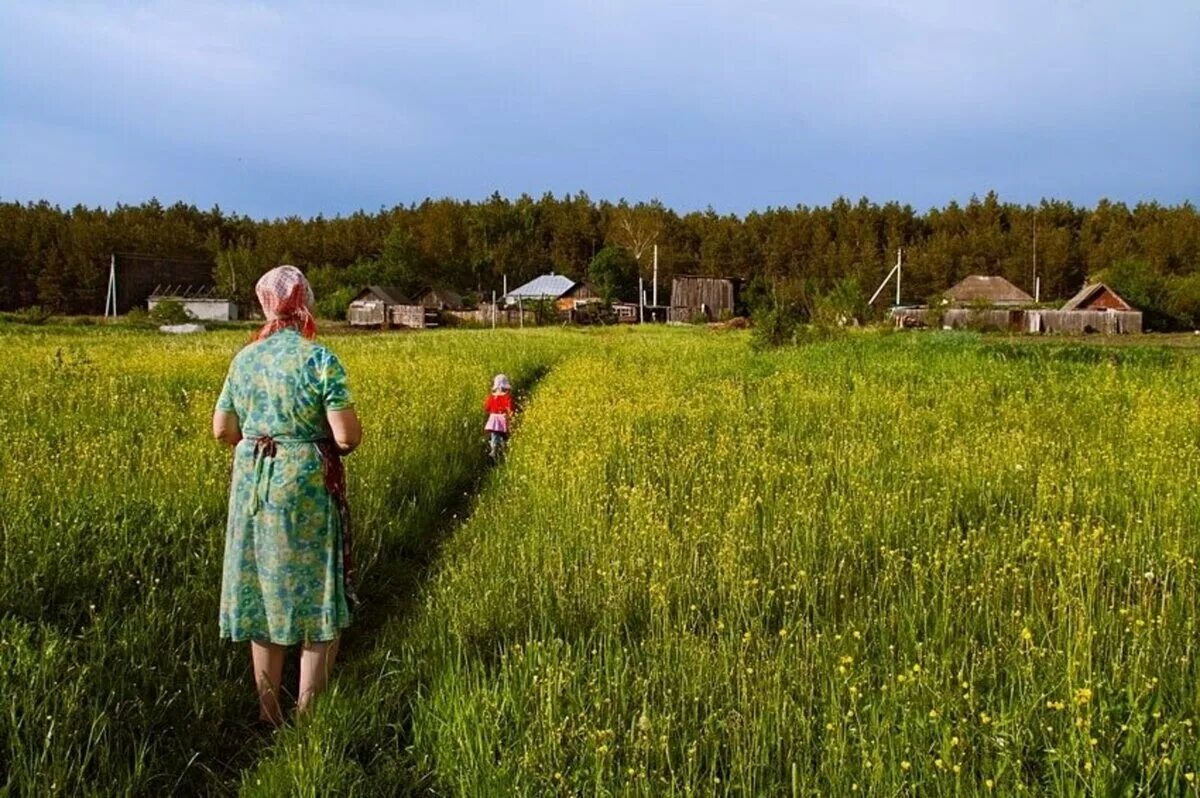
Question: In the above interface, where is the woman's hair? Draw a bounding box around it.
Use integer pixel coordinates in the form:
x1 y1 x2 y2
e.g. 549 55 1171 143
254 265 317 341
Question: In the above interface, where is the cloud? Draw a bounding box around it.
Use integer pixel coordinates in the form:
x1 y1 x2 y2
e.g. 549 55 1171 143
0 0 1196 215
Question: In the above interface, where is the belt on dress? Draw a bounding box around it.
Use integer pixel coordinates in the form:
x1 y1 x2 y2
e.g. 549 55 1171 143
246 435 358 609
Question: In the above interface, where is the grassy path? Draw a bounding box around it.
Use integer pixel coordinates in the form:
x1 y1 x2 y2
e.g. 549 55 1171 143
240 362 554 796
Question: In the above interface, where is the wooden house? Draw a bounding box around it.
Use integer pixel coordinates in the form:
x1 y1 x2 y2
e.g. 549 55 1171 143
418 287 467 310
669 275 740 322
1060 283 1133 312
348 286 435 329
503 273 600 312
944 275 1033 307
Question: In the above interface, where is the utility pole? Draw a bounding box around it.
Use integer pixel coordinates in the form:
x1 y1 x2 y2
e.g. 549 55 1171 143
104 254 117 319
1031 212 1039 302
639 277 645 324
895 248 903 306
652 244 659 307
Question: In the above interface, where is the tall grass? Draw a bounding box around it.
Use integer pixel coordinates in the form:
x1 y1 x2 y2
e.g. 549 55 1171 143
0 326 572 795
4 325 1199 794
270 332 1198 795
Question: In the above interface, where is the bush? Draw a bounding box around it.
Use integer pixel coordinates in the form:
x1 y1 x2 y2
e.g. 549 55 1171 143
10 306 53 325
750 306 799 350
147 300 195 325
316 285 358 321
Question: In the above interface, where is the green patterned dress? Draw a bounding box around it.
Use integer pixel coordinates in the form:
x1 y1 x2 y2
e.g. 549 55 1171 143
216 329 354 644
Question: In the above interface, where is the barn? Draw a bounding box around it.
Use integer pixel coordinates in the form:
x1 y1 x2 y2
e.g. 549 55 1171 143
418 287 468 311
147 285 238 321
669 275 740 322
347 286 434 329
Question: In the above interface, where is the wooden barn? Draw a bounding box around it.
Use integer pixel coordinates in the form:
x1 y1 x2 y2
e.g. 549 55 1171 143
944 275 1033 307
669 275 740 322
418 287 467 310
347 286 436 329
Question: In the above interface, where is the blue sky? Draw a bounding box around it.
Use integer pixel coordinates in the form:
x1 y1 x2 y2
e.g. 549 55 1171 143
1 1 1196 218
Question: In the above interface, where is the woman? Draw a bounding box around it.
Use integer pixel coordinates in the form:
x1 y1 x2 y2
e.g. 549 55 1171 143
212 265 362 725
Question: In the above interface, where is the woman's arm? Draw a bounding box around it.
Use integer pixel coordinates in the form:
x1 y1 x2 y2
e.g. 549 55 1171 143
212 410 242 447
327 408 362 455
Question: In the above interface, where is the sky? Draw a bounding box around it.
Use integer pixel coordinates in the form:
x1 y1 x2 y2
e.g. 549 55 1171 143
1 1 1197 219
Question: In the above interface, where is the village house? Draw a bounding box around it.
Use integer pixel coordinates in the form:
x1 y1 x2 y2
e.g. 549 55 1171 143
944 275 1034 307
347 285 435 329
503 273 601 311
894 275 1141 334
418 287 468 311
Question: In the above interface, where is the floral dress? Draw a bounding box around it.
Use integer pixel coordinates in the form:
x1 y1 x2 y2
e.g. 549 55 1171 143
215 329 354 644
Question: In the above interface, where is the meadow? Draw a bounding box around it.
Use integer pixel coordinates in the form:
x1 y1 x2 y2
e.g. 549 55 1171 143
2 323 1198 795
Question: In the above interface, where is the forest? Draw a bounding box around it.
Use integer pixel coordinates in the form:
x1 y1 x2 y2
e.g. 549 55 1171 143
2 192 1198 327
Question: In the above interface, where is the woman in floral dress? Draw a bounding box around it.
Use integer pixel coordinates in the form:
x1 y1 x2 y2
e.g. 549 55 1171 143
212 265 362 725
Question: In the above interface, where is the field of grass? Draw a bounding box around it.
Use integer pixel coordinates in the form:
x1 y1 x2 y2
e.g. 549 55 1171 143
2 323 1199 795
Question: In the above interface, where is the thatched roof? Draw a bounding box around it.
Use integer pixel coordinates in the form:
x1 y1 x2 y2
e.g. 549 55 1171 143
945 275 1033 306
1061 282 1133 311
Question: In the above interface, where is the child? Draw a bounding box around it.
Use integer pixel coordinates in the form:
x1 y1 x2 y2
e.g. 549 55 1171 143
484 374 513 458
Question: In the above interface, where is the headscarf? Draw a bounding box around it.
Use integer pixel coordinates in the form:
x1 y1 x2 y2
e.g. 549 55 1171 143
254 265 317 341
492 373 511 392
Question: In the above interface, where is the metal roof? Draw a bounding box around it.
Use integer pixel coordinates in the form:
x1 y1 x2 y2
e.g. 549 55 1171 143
504 273 576 300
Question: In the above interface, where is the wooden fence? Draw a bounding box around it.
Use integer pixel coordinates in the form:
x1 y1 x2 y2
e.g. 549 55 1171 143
894 308 1143 334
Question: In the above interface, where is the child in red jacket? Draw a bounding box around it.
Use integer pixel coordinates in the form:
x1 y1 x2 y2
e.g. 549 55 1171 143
484 374 513 458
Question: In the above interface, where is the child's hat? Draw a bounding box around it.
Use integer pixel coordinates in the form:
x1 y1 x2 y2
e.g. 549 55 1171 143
493 373 511 391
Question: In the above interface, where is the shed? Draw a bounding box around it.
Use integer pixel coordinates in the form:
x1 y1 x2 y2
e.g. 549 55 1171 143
348 286 433 329
669 275 740 322
418 287 467 310
944 275 1033 307
147 285 238 321
1061 283 1133 312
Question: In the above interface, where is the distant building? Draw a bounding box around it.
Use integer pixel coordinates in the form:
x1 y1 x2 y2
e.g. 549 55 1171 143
348 286 434 329
418 287 468 311
1060 283 1134 312
894 278 1142 334
669 275 740 322
944 275 1034 307
504 273 600 311
147 285 238 321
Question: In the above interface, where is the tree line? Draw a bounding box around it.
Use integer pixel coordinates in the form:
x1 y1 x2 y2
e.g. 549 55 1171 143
2 192 1198 326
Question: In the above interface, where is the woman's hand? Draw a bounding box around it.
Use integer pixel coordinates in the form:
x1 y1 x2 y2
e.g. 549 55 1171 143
327 408 362 455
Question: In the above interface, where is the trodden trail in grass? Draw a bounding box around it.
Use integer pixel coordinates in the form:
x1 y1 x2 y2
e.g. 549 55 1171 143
0 327 575 796
240 360 557 797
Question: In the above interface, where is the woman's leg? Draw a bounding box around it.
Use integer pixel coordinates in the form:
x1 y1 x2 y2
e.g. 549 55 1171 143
297 637 340 713
250 641 286 725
